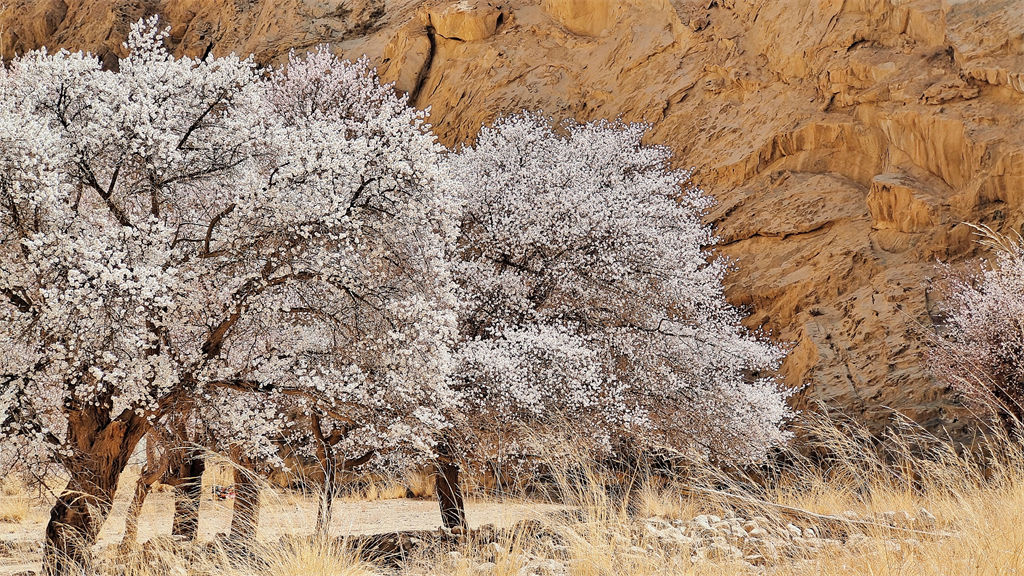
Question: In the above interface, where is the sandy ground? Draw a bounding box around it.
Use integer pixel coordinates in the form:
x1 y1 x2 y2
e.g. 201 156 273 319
0 473 559 575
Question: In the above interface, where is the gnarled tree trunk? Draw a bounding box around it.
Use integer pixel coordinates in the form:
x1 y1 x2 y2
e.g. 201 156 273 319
435 442 467 532
44 414 147 576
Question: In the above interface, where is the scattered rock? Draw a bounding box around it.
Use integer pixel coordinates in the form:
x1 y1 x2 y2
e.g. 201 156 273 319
880 510 915 528
903 537 923 554
485 541 505 560
748 527 769 539
518 557 568 576
916 507 937 529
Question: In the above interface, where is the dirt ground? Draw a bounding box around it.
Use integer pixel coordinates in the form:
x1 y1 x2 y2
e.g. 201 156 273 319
0 468 559 575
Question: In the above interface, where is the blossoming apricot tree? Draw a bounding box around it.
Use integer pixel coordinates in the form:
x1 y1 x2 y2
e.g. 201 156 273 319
0 20 456 572
0 15 796 563
931 227 1024 435
439 113 793 529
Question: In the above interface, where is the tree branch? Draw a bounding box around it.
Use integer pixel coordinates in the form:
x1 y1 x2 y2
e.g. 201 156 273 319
206 378 359 425
202 204 236 257
77 159 132 227
1 287 33 313
201 271 316 358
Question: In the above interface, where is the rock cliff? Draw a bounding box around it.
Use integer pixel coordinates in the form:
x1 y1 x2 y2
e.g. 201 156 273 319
2 0 1022 434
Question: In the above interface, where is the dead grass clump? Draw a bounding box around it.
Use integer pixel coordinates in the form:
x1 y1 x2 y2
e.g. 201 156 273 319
339 477 409 502
409 413 1024 576
0 476 30 523
242 537 377 576
405 467 436 499
107 536 375 576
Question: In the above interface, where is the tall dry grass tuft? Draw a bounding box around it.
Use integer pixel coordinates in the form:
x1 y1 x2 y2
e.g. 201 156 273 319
231 537 376 576
753 412 1024 575
0 475 30 523
338 477 409 502
109 536 375 576
404 467 436 499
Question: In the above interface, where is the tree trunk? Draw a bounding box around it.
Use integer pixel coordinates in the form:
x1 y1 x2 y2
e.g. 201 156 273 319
435 443 467 532
44 489 105 575
171 449 206 541
228 465 260 545
119 475 154 551
121 434 167 551
44 415 147 576
312 416 337 540
314 462 336 540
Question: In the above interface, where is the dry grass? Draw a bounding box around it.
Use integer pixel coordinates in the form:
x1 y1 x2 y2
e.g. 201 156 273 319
404 468 436 499
338 478 409 502
205 460 239 489
228 538 377 576
7 415 1024 575
408 415 1024 576
110 536 377 576
0 476 30 523
337 467 440 501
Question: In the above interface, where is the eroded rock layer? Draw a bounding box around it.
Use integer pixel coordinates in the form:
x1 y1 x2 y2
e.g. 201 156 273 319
2 0 1022 434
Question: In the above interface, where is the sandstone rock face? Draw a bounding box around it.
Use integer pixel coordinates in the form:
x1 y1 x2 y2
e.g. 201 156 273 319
541 0 618 36
2 0 1022 434
867 174 939 234
428 1 504 41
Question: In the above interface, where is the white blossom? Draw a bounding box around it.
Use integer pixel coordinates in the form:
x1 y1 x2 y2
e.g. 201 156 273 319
0 22 457 477
445 113 793 465
932 228 1024 429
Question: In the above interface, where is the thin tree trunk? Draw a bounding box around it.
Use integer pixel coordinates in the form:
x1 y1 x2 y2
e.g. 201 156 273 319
311 415 336 540
435 443 467 532
119 475 154 551
171 449 205 541
43 416 147 576
229 464 260 546
314 460 336 540
121 434 167 550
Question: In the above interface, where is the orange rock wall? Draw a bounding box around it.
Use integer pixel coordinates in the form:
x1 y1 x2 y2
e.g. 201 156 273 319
2 0 1022 434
